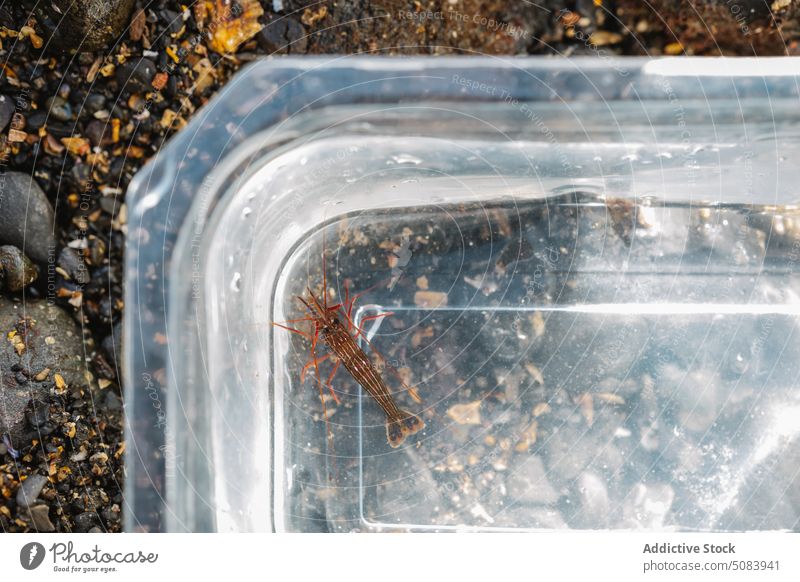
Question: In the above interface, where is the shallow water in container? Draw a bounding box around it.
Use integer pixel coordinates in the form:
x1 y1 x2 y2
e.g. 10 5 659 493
271 193 800 532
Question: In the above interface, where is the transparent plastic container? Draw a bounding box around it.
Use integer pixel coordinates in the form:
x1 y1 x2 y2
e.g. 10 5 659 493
124 57 800 532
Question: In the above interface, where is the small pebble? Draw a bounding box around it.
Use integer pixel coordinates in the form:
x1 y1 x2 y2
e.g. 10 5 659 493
0 245 38 292
115 57 157 94
26 401 50 428
257 17 308 54
58 247 91 284
0 94 14 130
27 504 56 532
16 474 49 508
45 96 73 122
0 173 57 264
73 511 100 532
83 93 107 114
507 455 560 505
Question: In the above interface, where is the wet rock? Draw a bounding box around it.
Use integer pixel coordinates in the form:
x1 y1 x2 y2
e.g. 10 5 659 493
101 505 121 525
85 119 112 147
30 0 136 53
27 504 55 532
0 172 56 264
0 245 38 292
58 247 90 285
507 455 560 505
84 93 107 115
0 94 14 130
116 58 157 94
26 400 50 429
366 448 442 527
73 487 110 512
45 96 73 122
73 511 100 532
16 473 48 508
257 17 308 54
104 390 122 412
0 297 85 442
25 111 47 131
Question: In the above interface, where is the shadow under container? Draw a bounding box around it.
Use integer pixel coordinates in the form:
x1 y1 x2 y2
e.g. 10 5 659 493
124 57 800 532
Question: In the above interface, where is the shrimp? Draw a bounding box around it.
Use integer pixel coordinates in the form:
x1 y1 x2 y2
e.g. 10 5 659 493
273 239 424 448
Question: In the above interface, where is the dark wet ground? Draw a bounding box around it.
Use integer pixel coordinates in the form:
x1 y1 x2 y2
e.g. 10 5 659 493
1 0 798 532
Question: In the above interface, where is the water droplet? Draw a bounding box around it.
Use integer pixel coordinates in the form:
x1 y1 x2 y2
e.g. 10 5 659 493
242 206 252 218
230 272 242 292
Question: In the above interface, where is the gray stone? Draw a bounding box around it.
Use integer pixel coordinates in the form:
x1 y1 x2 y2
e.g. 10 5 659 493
0 94 14 131
116 58 157 94
507 455 560 505
30 0 136 53
25 400 50 429
16 473 48 508
257 17 308 54
0 172 56 264
57 247 90 285
27 504 55 532
0 245 38 292
368 448 442 527
45 96 72 122
104 390 122 412
73 511 100 533
0 297 85 442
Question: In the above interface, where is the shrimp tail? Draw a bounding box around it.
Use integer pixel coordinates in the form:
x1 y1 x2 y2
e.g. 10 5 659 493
386 411 425 448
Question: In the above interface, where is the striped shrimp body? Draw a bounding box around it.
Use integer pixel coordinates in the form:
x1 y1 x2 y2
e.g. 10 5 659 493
298 290 424 448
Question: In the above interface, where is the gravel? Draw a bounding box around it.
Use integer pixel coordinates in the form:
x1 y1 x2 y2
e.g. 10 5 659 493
0 172 56 264
2 0 799 534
